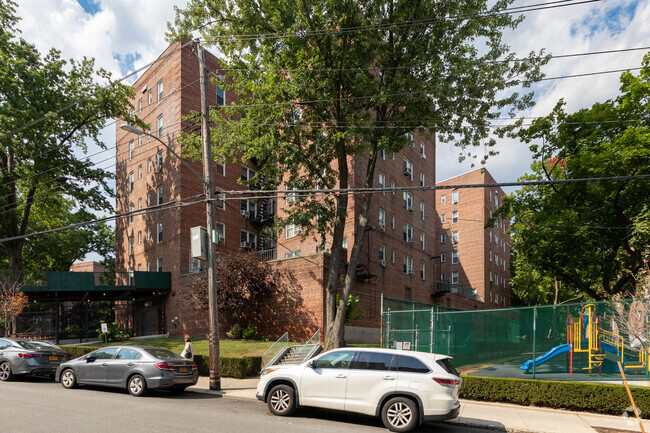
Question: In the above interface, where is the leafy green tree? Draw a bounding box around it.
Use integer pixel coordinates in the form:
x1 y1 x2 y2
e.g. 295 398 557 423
0 0 134 282
502 54 650 301
170 0 546 348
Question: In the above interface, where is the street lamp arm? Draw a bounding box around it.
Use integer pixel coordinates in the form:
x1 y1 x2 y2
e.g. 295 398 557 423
120 124 209 189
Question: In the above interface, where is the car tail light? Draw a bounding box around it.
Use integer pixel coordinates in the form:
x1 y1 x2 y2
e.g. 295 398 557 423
18 353 40 359
154 362 175 371
64 354 73 359
433 377 461 387
191 364 197 371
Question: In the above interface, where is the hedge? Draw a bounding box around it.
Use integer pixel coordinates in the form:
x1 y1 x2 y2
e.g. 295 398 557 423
60 346 262 378
460 375 650 418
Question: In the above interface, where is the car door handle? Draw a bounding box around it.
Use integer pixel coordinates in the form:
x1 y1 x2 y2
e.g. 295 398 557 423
101 363 108 367
335 374 347 379
382 376 396 380
127 363 135 367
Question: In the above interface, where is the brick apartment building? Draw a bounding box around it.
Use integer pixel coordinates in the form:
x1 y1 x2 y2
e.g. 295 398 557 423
435 168 511 308
115 41 500 340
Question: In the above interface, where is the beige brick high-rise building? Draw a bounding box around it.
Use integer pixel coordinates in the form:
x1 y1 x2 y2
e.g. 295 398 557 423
434 169 511 308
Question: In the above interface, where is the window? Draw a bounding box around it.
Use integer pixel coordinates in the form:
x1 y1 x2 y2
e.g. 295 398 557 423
440 254 446 263
157 186 163 205
405 287 412 300
378 172 386 195
129 140 134 160
147 261 151 272
92 348 118 360
494 191 499 207
451 271 459 284
398 355 430 373
420 202 425 220
147 193 152 207
489 231 492 242
452 252 459 264
148 158 152 172
403 256 414 274
495 234 499 245
391 215 395 230
147 89 152 105
117 348 142 360
378 246 386 264
138 231 142 245
157 115 163 137
138 135 142 147
138 99 142 113
420 233 425 250
490 271 493 282
420 172 425 187
215 222 225 243
378 208 386 230
441 214 446 223
240 166 255 183
403 224 413 243
285 224 301 239
240 230 257 248
390 180 395 195
128 172 134 192
216 86 225 105
312 350 356 369
489 251 492 262
452 190 459 204
128 203 134 224
379 148 386 160
440 233 446 243
405 132 414 147
403 192 413 210
452 210 459 224
216 160 225 176
240 199 256 215
157 222 163 243
403 158 413 181
420 141 426 159
495 254 499 266
451 231 459 244
284 249 302 259
441 273 446 280
156 150 163 171
157 79 163 101
138 165 142 179
342 237 348 249
215 190 226 210
156 257 163 272
420 263 426 280
441 194 446 204
285 187 298 204
128 236 134 255
147 227 151 241
391 250 396 263
129 108 134 117
352 352 395 371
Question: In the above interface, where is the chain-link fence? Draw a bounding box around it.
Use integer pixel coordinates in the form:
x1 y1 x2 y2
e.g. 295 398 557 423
382 296 650 381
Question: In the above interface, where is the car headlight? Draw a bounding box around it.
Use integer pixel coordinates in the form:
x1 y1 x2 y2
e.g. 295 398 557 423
261 368 277 376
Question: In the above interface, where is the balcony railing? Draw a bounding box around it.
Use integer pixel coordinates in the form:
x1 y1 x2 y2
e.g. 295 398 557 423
433 280 484 302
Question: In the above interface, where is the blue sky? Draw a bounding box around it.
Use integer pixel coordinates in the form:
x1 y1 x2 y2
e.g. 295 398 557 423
77 0 101 16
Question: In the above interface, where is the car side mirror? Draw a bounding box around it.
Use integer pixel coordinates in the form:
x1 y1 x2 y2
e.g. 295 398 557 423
86 356 96 363
307 360 314 368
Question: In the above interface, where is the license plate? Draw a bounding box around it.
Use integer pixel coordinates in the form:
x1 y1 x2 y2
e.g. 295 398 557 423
48 356 58 360
179 367 188 373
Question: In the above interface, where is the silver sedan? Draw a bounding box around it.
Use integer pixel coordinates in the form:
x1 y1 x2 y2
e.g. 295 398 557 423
0 338 71 381
55 345 198 396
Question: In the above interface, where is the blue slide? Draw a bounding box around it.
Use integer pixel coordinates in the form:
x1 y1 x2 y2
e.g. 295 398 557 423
520 344 571 372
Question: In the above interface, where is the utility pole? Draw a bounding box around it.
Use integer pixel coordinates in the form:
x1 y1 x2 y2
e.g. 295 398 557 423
197 40 221 391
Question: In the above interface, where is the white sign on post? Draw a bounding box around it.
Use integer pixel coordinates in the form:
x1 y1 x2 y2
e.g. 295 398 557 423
100 323 108 334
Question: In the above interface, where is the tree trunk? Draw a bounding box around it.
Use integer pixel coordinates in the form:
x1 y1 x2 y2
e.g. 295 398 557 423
5 240 25 284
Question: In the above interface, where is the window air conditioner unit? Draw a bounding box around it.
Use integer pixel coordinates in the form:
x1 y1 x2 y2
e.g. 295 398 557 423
379 259 386 268
405 268 413 275
379 222 386 230
241 210 249 217
403 167 412 177
241 241 252 249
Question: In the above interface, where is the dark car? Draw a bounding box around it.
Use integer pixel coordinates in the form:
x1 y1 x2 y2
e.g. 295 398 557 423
0 338 72 381
56 345 198 396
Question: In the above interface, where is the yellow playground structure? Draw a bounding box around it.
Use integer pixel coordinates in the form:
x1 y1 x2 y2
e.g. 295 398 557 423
522 303 650 375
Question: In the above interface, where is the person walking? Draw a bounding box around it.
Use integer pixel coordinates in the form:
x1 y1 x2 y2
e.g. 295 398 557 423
180 336 194 360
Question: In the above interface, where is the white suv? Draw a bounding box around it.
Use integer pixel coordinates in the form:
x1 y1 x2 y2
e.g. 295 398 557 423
256 347 461 432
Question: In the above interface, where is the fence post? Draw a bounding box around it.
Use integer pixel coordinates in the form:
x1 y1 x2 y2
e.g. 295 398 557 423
415 327 419 352
430 307 434 353
532 306 537 379
380 294 384 348
386 308 391 349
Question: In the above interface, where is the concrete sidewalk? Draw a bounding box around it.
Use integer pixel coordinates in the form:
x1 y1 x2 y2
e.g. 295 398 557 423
186 376 650 432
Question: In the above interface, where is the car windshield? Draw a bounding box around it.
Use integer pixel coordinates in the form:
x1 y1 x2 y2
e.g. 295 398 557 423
143 348 183 360
16 340 58 351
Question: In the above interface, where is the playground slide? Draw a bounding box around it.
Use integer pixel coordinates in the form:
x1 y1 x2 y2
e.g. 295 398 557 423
520 343 571 371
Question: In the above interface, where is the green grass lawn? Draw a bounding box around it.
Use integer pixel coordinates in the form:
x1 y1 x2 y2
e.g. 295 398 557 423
85 338 277 357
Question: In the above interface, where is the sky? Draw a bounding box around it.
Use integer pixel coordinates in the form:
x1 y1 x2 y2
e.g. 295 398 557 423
13 0 650 188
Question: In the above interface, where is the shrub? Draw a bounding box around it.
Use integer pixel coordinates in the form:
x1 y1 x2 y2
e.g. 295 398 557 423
96 322 131 342
242 322 256 340
194 355 261 378
460 376 650 418
226 324 242 339
60 346 102 359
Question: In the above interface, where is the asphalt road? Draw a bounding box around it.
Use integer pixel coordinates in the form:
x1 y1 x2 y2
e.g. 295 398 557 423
1 377 497 433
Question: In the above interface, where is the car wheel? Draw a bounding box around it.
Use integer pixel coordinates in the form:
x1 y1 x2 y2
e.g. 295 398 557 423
128 374 148 397
0 362 13 381
381 397 419 432
60 369 78 389
267 384 296 416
